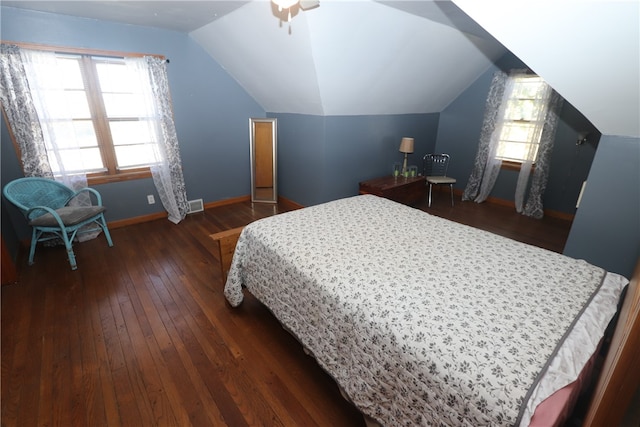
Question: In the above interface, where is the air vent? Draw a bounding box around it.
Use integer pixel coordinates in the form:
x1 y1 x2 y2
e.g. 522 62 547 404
187 199 204 214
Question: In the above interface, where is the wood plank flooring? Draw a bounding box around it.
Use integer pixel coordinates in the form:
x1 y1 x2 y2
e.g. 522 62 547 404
1 197 572 426
413 190 572 254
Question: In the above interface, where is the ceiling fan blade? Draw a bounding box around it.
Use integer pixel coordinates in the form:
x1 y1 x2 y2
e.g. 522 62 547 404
300 0 319 11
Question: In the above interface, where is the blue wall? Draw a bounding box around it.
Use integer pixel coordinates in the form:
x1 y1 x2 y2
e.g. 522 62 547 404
1 6 264 239
436 52 599 215
272 113 439 206
1 6 439 246
564 136 640 277
2 7 637 279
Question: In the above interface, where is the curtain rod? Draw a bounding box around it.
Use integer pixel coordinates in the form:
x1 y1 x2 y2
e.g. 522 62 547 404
1 40 166 61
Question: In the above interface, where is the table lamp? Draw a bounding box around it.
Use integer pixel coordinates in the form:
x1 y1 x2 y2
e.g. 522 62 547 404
399 137 414 176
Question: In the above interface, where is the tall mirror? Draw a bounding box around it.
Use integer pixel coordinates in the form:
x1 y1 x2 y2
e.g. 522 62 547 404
249 118 277 203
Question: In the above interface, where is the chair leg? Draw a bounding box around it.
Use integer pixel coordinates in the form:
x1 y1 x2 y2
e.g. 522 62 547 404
450 184 454 207
99 214 114 247
28 228 39 265
62 234 78 270
428 184 433 207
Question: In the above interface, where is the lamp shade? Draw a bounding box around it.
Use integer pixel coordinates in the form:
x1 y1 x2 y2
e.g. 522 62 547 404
399 137 414 153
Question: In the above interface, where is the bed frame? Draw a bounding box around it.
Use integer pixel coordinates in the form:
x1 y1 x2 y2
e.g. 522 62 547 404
210 226 245 283
210 226 639 425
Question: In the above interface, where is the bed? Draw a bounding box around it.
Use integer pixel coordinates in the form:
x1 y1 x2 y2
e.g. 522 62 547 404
215 195 638 426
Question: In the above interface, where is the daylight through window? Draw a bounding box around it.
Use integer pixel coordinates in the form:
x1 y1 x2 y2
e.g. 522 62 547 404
495 75 550 164
30 53 160 182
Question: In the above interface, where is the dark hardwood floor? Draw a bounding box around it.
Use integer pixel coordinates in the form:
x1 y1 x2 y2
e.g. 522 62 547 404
413 189 572 254
1 196 572 426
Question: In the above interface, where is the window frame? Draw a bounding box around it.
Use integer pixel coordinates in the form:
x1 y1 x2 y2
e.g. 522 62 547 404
495 73 548 171
3 41 165 185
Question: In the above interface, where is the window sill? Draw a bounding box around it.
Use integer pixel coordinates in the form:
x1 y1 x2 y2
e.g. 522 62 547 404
88 169 152 185
500 161 536 172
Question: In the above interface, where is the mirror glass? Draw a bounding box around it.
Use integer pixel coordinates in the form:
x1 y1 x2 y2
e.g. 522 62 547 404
249 118 277 203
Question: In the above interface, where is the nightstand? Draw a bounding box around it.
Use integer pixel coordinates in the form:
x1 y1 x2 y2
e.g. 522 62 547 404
358 175 426 206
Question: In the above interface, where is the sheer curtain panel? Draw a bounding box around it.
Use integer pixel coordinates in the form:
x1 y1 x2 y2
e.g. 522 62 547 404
1 44 189 225
124 56 188 224
0 44 53 178
463 69 563 218
20 48 91 203
462 70 509 203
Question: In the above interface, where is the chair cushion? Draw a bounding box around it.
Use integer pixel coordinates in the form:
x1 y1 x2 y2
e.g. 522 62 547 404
29 206 106 227
427 176 457 184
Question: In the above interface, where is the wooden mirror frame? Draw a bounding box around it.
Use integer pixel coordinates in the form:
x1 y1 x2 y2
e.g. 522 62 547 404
249 118 278 203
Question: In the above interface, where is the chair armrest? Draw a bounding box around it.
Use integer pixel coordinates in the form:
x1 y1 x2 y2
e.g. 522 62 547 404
70 187 103 206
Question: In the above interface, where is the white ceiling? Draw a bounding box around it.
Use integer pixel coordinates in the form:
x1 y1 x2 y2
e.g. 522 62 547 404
453 0 640 139
3 0 639 137
189 1 505 115
2 1 250 32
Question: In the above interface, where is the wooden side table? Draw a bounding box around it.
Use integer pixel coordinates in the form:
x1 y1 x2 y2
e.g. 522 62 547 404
359 175 426 206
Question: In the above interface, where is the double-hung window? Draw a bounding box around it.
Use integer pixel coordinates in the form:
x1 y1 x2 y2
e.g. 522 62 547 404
495 74 551 167
24 49 162 183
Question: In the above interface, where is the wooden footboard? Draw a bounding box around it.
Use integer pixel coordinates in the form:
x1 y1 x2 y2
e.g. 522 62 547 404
209 226 245 285
584 258 640 426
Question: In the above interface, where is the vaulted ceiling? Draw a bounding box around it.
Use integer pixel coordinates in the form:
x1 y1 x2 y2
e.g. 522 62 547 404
189 1 506 116
454 0 639 139
3 0 639 138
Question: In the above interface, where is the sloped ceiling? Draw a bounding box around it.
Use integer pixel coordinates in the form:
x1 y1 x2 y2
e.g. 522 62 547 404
189 0 505 115
3 0 639 137
453 0 640 138
2 0 507 116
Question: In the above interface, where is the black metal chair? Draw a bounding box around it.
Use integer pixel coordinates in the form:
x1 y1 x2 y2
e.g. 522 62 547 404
423 154 457 207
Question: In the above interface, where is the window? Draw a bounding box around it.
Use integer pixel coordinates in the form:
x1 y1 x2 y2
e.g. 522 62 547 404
4 43 187 222
27 51 162 183
495 74 550 165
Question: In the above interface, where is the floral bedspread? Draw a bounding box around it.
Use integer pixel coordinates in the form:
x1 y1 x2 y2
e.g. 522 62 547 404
224 195 611 426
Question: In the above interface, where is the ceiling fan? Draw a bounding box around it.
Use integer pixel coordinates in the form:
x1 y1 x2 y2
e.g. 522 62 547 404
272 0 320 30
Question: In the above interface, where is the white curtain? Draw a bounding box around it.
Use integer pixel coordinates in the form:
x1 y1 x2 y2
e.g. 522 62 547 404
522 91 564 218
2 46 188 230
124 56 188 224
462 70 509 203
463 70 563 218
514 81 553 213
0 44 53 178
477 73 516 203
1 45 96 240
20 49 91 204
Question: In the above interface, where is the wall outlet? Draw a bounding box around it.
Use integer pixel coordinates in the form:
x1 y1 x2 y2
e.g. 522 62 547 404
147 194 155 204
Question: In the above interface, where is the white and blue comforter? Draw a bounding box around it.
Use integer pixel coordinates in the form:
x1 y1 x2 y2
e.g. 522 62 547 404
224 195 626 426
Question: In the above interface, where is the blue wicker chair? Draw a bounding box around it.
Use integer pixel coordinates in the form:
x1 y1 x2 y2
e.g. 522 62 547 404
2 177 114 270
